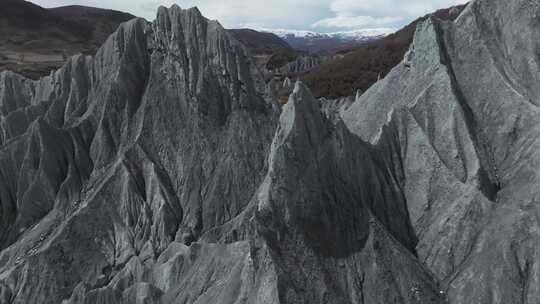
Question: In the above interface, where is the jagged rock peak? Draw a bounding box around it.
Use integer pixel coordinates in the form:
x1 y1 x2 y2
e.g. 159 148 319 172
3 0 540 303
290 81 319 111
0 4 277 304
149 4 268 109
280 81 326 141
154 5 205 37
283 76 292 88
355 89 362 101
152 5 233 52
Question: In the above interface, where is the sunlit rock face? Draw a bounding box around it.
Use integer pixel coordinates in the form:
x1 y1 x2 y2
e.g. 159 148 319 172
1 0 540 303
343 0 540 302
0 6 278 304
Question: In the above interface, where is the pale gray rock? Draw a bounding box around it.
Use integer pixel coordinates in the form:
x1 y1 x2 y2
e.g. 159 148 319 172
343 0 540 302
256 82 444 303
0 6 278 304
319 95 354 124
0 0 539 303
282 77 292 89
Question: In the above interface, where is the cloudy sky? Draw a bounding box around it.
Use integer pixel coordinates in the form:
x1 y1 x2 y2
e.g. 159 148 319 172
32 0 467 32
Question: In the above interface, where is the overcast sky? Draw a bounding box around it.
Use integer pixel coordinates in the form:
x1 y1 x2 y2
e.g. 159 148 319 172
32 0 468 32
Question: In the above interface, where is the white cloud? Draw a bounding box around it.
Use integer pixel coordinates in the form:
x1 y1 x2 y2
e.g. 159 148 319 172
31 0 468 32
135 0 331 29
328 0 467 16
311 0 467 30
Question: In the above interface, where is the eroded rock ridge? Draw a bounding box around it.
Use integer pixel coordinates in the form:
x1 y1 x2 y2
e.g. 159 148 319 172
1 0 539 303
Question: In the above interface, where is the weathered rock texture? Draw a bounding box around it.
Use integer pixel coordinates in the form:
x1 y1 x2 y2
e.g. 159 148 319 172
0 6 278 304
0 0 539 303
278 55 322 74
343 0 540 302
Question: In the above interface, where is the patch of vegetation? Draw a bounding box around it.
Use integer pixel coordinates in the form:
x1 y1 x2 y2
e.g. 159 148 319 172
299 5 467 98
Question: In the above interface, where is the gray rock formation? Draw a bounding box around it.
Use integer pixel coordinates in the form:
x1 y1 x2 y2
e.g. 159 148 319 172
279 55 322 74
282 77 292 89
0 6 278 304
257 82 443 304
343 0 540 302
0 0 539 303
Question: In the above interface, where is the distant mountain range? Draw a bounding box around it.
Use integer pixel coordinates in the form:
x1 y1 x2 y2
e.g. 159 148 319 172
261 28 395 52
267 28 395 40
0 0 134 79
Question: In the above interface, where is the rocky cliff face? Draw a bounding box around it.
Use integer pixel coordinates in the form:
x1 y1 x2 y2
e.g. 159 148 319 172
0 6 278 304
343 0 540 302
0 0 539 303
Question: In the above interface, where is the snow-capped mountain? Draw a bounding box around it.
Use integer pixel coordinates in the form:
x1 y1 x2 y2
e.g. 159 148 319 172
261 28 395 52
266 28 394 40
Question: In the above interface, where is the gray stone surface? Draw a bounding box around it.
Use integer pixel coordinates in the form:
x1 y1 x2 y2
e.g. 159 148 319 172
0 6 278 304
0 0 539 303
257 82 443 304
343 0 540 302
